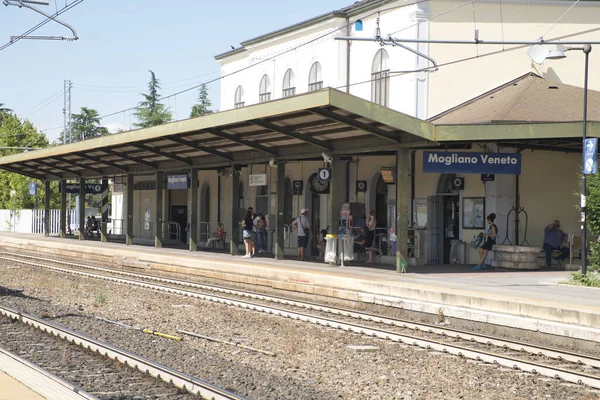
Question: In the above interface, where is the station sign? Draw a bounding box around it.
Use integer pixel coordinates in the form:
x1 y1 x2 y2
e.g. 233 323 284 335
167 174 189 190
584 138 598 175
249 174 267 186
423 152 521 175
58 183 105 194
28 182 37 196
356 181 367 192
318 168 331 181
293 180 303 195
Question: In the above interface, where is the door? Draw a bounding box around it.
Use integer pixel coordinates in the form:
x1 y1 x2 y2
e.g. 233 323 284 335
170 205 187 242
427 196 444 264
311 192 320 254
443 196 460 264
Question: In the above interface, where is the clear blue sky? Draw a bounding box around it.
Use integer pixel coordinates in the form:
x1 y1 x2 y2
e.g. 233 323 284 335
0 0 352 142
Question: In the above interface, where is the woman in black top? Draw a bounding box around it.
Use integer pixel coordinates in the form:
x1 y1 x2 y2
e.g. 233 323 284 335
242 210 255 259
473 213 497 270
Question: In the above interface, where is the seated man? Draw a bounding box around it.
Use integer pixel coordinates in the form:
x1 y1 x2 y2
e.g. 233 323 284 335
543 220 569 267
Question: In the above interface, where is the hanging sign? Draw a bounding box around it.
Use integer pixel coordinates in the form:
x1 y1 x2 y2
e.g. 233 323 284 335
481 174 495 182
381 167 395 184
167 174 189 190
249 174 267 186
423 152 521 175
584 138 598 175
318 168 331 181
58 183 104 194
356 181 367 192
28 182 37 196
293 180 303 195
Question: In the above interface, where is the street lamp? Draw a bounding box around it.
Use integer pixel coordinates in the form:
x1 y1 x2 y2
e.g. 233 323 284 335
545 44 592 276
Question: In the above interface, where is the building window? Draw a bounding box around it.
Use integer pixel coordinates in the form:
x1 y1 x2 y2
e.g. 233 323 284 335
282 69 296 98
308 62 323 92
371 49 390 107
256 184 269 216
234 86 245 109
259 75 271 103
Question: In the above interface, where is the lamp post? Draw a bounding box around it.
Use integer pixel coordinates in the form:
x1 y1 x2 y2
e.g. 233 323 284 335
546 44 592 276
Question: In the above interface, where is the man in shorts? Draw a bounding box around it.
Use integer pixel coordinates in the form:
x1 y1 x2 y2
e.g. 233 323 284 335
292 208 311 261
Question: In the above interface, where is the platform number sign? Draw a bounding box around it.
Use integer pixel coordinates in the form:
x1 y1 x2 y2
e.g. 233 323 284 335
293 180 303 195
318 168 331 181
28 182 37 196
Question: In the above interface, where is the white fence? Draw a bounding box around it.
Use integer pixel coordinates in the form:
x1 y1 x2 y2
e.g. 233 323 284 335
0 209 79 234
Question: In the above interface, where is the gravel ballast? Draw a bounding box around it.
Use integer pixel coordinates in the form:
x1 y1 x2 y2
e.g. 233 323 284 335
1 262 599 400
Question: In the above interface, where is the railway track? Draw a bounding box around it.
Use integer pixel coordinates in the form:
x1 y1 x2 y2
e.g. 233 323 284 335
1 251 600 390
0 303 246 400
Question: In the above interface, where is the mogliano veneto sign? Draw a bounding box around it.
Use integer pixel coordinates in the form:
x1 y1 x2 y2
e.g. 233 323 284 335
423 152 521 175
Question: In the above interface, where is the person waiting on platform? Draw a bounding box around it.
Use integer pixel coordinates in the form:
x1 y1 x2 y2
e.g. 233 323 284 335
205 223 224 249
256 214 267 253
543 220 569 267
473 213 497 270
242 210 255 258
91 216 99 237
84 216 93 238
364 210 382 264
317 229 327 259
292 208 311 261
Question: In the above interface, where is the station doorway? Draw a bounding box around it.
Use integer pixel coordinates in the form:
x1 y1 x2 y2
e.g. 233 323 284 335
170 205 187 242
427 174 460 264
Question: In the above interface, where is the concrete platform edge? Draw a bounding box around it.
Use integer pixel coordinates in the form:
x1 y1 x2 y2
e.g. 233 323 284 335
2 235 600 344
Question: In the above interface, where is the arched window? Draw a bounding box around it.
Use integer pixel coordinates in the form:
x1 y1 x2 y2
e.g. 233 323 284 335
282 69 296 98
256 184 269 216
308 62 323 92
259 75 271 103
371 49 390 106
234 86 245 109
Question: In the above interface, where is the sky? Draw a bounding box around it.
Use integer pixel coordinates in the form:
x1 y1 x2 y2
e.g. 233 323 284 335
0 0 352 143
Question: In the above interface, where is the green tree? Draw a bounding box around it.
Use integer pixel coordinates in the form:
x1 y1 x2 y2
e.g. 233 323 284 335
190 84 213 118
0 103 12 124
0 113 56 211
581 173 600 274
134 70 173 128
58 107 109 143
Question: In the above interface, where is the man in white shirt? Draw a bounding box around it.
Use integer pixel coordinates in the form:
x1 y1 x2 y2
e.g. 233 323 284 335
292 208 311 261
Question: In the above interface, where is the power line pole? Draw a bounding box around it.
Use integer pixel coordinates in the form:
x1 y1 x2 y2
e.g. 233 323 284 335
63 79 72 233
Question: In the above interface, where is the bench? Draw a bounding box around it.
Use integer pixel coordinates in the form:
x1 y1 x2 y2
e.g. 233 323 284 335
568 234 600 264
208 232 227 250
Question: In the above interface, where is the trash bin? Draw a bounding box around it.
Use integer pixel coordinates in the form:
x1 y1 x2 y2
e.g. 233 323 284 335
339 234 355 262
324 234 338 264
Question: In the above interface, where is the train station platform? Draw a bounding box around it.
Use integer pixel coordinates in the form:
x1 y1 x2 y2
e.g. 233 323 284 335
0 347 95 400
0 233 599 346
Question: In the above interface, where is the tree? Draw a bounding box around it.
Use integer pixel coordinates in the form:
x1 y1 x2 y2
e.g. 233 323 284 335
58 107 109 143
190 84 213 118
0 113 56 210
134 70 173 128
0 103 12 124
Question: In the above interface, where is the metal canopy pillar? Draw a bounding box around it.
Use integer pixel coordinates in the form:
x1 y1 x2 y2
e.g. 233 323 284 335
43 181 50 237
230 165 241 256
190 168 199 251
155 171 164 248
330 156 343 235
274 162 286 260
60 179 67 238
78 178 85 241
126 174 134 245
100 178 109 243
395 149 410 273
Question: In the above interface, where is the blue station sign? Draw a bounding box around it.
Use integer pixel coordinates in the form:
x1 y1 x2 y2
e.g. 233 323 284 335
584 138 598 175
167 174 189 190
423 152 522 175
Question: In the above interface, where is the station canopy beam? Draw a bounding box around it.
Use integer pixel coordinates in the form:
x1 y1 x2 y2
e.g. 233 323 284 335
167 136 233 162
250 118 332 150
101 148 158 170
74 153 130 173
202 127 279 156
130 142 193 166
47 156 105 176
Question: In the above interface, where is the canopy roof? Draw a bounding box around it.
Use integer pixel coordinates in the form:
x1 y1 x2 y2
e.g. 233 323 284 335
0 89 433 181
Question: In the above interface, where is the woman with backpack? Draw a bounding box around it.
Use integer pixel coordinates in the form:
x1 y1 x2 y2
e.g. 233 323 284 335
292 208 311 261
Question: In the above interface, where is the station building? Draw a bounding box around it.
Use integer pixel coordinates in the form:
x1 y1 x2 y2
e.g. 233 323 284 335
1 0 599 269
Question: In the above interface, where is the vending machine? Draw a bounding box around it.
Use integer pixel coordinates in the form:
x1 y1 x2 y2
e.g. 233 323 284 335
340 203 366 232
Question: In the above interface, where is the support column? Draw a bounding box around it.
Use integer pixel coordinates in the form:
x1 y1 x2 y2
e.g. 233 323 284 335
274 162 286 259
100 178 109 243
60 179 67 238
126 174 134 245
78 178 86 241
230 166 240 256
43 181 50 237
330 155 343 235
190 168 199 251
155 171 164 248
395 149 410 273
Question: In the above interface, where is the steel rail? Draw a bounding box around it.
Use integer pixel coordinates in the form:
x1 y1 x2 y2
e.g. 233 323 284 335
3 252 599 369
1 252 599 389
0 304 246 400
0 347 99 400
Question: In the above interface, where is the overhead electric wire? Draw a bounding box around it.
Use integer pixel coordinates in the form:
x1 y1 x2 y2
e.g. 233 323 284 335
542 0 581 38
0 0 83 53
25 90 63 114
